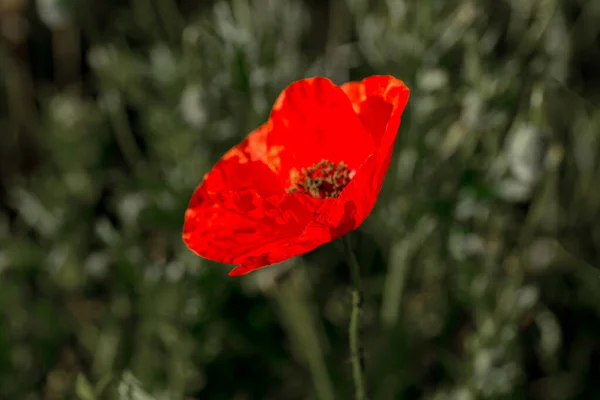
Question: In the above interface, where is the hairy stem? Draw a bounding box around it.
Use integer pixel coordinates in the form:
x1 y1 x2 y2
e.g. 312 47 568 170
342 236 366 400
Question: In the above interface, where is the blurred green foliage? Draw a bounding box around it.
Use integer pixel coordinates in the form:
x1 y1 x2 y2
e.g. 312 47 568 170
1 0 600 399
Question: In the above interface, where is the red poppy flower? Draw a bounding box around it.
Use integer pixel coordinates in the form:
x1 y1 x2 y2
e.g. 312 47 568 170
183 75 410 276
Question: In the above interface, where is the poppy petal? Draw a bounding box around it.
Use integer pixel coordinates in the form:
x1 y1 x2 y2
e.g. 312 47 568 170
183 187 322 268
267 77 375 186
227 218 333 276
202 123 285 196
341 75 409 145
318 76 410 234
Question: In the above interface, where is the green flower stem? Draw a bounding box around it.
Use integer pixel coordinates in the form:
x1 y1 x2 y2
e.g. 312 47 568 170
342 236 366 400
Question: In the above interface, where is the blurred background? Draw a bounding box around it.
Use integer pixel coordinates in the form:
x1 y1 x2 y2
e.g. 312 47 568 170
1 0 600 399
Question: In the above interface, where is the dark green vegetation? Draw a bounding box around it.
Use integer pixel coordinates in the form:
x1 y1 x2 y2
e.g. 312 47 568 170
1 0 600 399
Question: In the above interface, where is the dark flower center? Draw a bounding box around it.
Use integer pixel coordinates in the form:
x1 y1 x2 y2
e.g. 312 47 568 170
286 159 354 199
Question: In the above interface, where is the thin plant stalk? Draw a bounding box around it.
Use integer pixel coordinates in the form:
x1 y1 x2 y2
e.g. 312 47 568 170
342 236 366 400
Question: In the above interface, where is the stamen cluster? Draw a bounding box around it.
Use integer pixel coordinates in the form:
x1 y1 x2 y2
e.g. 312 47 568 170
287 159 353 199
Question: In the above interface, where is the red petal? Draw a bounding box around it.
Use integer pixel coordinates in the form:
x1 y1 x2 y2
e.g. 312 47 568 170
318 76 410 235
200 123 285 197
267 77 375 187
227 218 333 276
342 75 409 145
183 187 324 268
